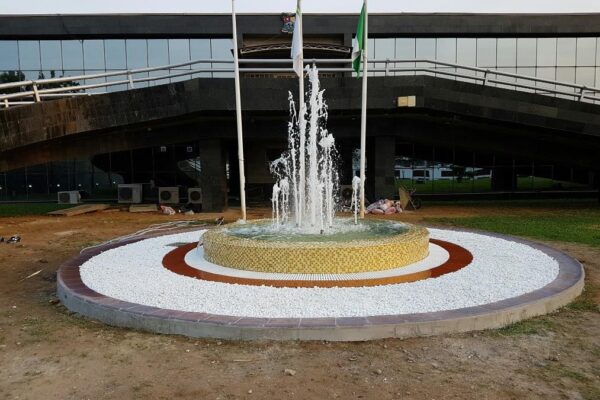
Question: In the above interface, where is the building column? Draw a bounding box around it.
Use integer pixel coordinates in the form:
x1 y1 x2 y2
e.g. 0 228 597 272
491 156 516 191
338 141 356 185
198 139 228 212
367 136 396 201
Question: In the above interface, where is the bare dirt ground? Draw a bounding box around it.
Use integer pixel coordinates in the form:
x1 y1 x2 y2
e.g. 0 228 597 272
0 205 598 399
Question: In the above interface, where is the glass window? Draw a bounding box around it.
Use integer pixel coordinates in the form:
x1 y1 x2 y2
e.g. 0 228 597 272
517 38 536 67
576 37 596 66
536 67 556 93
0 41 19 70
40 40 62 70
84 71 107 94
374 38 394 76
516 67 536 92
395 38 415 75
18 41 41 70
557 38 576 66
83 40 105 70
62 40 83 70
576 67 595 86
104 40 126 69
556 67 576 98
456 38 476 66
416 38 435 59
147 39 169 67
168 39 190 67
395 38 415 59
536 38 556 67
476 38 496 67
416 38 435 72
190 39 211 77
436 38 456 63
210 39 233 77
497 38 516 67
126 39 147 69
374 38 395 59
556 67 576 86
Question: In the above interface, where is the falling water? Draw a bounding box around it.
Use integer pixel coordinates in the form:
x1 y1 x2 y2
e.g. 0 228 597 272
269 65 339 233
350 176 361 225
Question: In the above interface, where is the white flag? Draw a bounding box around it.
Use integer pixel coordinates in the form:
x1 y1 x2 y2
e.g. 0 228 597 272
290 4 303 77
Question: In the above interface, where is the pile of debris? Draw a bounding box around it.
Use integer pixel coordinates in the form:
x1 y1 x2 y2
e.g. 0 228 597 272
1 235 21 244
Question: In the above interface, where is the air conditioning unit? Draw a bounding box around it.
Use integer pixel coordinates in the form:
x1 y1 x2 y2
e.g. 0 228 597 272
118 184 142 204
187 187 203 204
158 187 180 204
57 190 81 204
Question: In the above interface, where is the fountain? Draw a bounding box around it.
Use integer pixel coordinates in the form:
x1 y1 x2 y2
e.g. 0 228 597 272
202 66 430 274
58 64 583 342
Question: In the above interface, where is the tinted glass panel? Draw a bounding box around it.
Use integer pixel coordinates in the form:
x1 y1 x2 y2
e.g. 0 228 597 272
126 39 147 69
374 38 394 76
456 38 476 65
40 40 62 70
536 67 556 92
436 38 456 63
210 39 233 77
395 38 415 59
476 38 496 67
18 41 41 70
83 40 105 70
168 39 190 68
557 38 576 66
62 40 83 70
416 38 435 59
104 40 126 69
536 38 556 67
576 67 595 86
576 37 596 66
517 38 536 67
375 38 395 58
189 39 211 77
497 38 516 67
147 39 169 67
0 41 19 70
395 38 415 75
556 67 576 86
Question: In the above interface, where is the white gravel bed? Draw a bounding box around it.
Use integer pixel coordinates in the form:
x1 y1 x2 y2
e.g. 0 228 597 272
79 228 560 318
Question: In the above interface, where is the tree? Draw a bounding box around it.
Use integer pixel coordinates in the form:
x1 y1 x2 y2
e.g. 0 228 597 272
0 70 26 94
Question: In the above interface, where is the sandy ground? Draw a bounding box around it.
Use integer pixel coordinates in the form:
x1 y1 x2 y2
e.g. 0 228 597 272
0 205 599 399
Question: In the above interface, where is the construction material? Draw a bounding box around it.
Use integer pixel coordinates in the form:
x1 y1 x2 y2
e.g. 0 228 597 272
129 204 158 213
48 204 110 217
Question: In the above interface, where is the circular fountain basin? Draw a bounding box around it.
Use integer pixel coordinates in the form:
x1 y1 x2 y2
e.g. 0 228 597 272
202 219 429 274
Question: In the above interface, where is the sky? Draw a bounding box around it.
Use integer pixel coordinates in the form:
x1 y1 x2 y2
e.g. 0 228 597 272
1 0 600 14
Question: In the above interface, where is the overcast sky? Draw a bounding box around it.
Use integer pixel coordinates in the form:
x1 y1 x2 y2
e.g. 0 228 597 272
2 0 600 14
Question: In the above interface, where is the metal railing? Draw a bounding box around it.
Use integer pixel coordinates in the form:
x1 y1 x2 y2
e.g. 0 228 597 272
2 58 600 107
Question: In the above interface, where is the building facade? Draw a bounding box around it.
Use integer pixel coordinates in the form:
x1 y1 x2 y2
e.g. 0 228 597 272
0 14 599 206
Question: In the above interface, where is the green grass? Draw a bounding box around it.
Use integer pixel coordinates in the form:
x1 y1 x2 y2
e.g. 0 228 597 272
0 203 72 217
427 211 600 247
493 316 555 336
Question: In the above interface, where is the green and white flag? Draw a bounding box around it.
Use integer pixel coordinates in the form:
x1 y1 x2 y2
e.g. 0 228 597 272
290 2 303 77
351 3 366 76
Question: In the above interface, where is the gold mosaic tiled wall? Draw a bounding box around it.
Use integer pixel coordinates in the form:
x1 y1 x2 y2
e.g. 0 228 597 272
203 222 430 274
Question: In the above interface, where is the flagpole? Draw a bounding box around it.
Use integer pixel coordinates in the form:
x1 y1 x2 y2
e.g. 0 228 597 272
359 0 368 218
297 0 305 225
232 0 247 221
